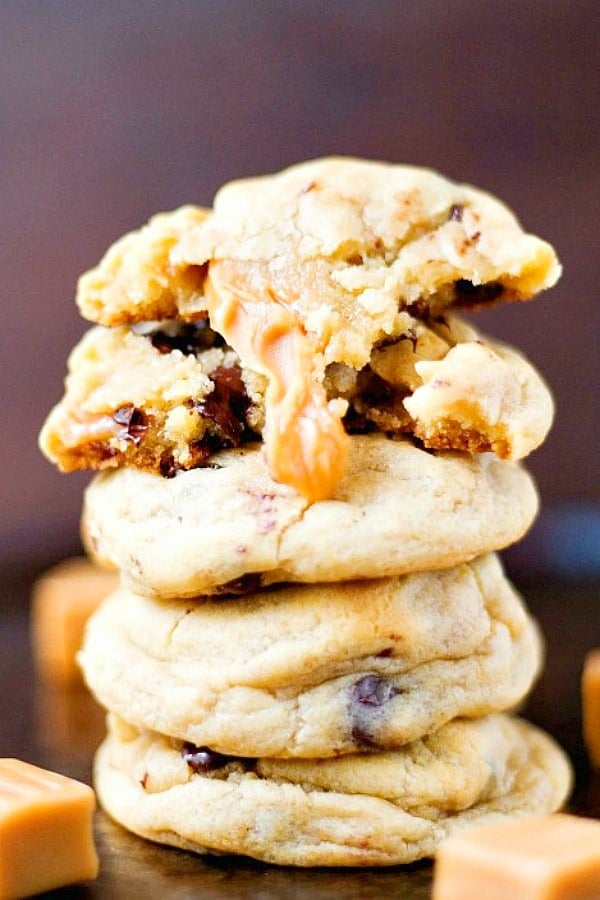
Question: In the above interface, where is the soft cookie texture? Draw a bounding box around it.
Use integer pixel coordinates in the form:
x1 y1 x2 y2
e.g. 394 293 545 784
82 434 539 599
175 157 559 368
94 713 571 867
70 158 559 500
38 322 265 475
79 555 542 758
39 314 553 475
78 159 560 333
76 205 210 325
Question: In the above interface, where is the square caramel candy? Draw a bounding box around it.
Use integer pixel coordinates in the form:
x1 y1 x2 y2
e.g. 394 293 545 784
0 759 99 899
583 648 600 768
433 814 600 900
30 556 118 683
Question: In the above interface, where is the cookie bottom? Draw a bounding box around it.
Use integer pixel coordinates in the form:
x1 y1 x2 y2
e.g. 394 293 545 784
95 714 571 867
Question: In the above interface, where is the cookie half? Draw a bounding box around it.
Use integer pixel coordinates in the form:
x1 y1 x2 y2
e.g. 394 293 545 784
39 314 553 475
79 555 542 758
94 713 571 866
78 159 560 332
82 434 539 598
75 205 210 325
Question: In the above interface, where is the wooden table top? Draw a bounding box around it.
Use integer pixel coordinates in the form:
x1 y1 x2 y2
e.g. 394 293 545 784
1 570 599 899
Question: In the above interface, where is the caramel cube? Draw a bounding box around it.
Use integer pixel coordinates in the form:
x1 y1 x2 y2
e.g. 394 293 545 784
0 759 99 899
31 556 118 683
433 814 600 900
582 648 600 768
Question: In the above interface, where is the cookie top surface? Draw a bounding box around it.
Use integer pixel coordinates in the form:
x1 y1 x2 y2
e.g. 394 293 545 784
94 712 572 866
79 159 560 334
179 157 559 353
80 555 542 757
82 434 539 598
72 159 559 500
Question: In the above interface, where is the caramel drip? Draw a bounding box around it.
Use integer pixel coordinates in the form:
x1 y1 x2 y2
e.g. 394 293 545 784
204 262 348 501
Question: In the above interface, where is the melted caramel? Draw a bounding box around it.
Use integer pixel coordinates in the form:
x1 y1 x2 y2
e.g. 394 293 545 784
59 412 126 447
205 262 348 501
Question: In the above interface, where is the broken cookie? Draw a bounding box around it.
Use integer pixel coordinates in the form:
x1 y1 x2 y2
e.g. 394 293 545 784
39 313 553 477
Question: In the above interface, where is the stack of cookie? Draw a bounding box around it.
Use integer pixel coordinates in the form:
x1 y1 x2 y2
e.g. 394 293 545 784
40 158 572 866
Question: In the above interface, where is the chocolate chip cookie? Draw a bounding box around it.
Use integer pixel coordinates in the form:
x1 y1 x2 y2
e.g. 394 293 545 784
81 434 539 598
94 712 571 866
39 313 553 476
79 555 542 757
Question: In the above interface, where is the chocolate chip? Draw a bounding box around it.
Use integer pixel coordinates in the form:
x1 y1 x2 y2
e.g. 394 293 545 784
213 572 264 596
193 363 254 451
181 743 256 775
349 674 400 748
453 279 505 306
181 744 231 773
357 370 393 405
150 318 223 356
156 364 260 477
351 674 398 707
343 407 375 435
112 404 148 445
159 364 260 476
344 366 411 436
159 452 177 478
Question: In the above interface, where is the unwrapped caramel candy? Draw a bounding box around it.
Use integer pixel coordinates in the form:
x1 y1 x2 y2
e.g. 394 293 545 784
0 758 99 899
582 648 600 768
31 556 118 682
433 813 600 900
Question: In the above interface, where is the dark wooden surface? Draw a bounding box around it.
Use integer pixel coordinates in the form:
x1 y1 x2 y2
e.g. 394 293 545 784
0 570 599 898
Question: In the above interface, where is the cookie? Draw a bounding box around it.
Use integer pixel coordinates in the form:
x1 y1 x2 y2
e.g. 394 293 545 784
79 159 560 334
73 159 560 500
38 322 265 475
76 205 209 326
94 713 572 866
39 314 553 475
79 555 542 758
81 433 539 599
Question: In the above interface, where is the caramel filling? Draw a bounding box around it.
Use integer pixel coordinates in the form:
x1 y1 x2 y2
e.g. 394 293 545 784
59 412 127 447
204 262 349 501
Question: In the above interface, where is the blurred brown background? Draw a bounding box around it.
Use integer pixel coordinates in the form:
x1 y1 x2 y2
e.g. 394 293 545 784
1 0 598 583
